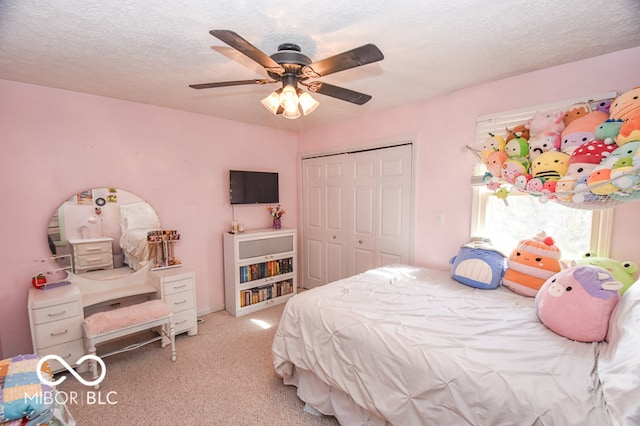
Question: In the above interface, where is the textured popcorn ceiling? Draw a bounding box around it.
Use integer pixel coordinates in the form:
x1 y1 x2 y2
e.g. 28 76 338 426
1 1 639 131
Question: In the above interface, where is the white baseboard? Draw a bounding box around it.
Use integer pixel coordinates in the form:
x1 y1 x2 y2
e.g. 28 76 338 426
197 304 225 317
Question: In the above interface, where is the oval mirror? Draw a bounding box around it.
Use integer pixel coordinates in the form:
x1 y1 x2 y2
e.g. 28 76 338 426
47 188 160 279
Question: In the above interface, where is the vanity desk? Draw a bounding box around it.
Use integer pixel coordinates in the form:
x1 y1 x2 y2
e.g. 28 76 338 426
28 264 197 373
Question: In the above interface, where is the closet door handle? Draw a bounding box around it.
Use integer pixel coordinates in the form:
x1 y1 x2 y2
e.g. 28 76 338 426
358 240 363 244
332 235 336 239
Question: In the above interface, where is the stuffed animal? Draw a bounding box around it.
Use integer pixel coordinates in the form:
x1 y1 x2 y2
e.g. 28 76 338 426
555 175 577 201
525 111 566 137
595 99 612 114
450 239 506 289
609 86 640 121
525 177 544 193
576 252 638 294
594 119 624 144
483 150 508 178
504 136 530 159
528 132 561 161
480 133 506 159
586 141 640 195
505 124 530 142
565 140 617 182
563 104 591 127
614 111 640 147
501 159 528 184
560 110 609 155
535 265 622 342
531 151 570 181
502 231 562 297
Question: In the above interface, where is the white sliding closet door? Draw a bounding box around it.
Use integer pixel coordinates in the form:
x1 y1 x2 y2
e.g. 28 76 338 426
301 144 413 289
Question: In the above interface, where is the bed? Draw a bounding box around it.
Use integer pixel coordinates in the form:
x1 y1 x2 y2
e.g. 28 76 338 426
272 265 640 425
118 201 160 270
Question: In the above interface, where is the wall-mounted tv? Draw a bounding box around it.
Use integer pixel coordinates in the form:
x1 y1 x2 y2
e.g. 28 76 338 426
229 170 279 205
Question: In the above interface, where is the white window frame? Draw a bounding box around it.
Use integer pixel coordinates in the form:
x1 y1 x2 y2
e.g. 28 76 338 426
470 186 613 257
469 91 618 258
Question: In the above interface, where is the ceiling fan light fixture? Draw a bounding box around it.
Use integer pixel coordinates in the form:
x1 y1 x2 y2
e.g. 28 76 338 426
298 90 320 116
260 90 281 115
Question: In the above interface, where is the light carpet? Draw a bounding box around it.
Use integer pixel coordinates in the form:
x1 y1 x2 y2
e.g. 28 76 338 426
57 302 339 425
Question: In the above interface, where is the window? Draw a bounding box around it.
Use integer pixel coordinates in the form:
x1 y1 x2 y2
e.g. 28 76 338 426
470 92 617 261
471 186 612 261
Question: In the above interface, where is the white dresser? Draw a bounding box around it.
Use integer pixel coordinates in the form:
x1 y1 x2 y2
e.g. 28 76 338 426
148 268 198 336
68 237 114 273
28 283 86 372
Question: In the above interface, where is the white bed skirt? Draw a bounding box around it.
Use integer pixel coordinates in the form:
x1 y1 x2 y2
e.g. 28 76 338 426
283 365 386 426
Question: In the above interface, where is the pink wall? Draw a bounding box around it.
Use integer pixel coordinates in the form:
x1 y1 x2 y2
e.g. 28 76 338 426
0 81 298 358
2 46 639 358
299 46 640 271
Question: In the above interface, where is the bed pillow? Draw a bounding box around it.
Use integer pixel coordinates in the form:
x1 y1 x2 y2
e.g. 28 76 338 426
598 279 640 425
120 201 160 232
535 265 622 342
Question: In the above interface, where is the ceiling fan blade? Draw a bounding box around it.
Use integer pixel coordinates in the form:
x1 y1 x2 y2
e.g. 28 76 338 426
302 44 384 78
209 30 285 75
305 81 372 105
189 79 276 89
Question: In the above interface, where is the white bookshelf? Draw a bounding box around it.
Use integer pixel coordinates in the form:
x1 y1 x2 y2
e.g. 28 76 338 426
223 228 297 317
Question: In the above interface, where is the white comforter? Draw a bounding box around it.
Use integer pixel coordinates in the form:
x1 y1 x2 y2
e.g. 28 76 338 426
273 265 612 425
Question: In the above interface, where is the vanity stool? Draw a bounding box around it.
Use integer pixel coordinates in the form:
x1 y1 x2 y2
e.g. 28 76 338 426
83 299 177 389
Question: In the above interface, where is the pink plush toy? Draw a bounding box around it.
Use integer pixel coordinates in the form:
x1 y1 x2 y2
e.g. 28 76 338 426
535 265 622 342
526 111 566 137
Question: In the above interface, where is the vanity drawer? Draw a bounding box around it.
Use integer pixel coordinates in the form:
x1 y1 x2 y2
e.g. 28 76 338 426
163 275 195 295
75 241 111 255
75 252 113 269
37 339 86 373
172 309 197 334
32 301 82 325
165 290 195 312
34 316 84 348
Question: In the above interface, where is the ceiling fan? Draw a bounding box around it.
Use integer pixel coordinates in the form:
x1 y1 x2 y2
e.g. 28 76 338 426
189 30 384 119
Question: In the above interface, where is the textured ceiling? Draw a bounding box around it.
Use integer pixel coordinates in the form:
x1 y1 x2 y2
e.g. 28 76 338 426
1 1 640 132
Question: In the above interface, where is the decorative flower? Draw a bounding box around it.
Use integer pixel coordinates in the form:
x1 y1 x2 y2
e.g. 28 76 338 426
267 205 286 219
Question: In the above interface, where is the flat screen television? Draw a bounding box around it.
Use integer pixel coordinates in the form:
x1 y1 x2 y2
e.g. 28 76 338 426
229 170 279 205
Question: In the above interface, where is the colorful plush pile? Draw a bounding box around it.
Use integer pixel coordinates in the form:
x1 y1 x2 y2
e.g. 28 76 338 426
479 86 640 207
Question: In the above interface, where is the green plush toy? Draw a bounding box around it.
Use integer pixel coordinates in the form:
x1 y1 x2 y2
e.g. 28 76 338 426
576 252 638 294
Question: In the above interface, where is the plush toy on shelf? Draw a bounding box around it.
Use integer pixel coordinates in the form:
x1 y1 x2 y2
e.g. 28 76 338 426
535 265 622 342
502 231 562 297
576 253 638 294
